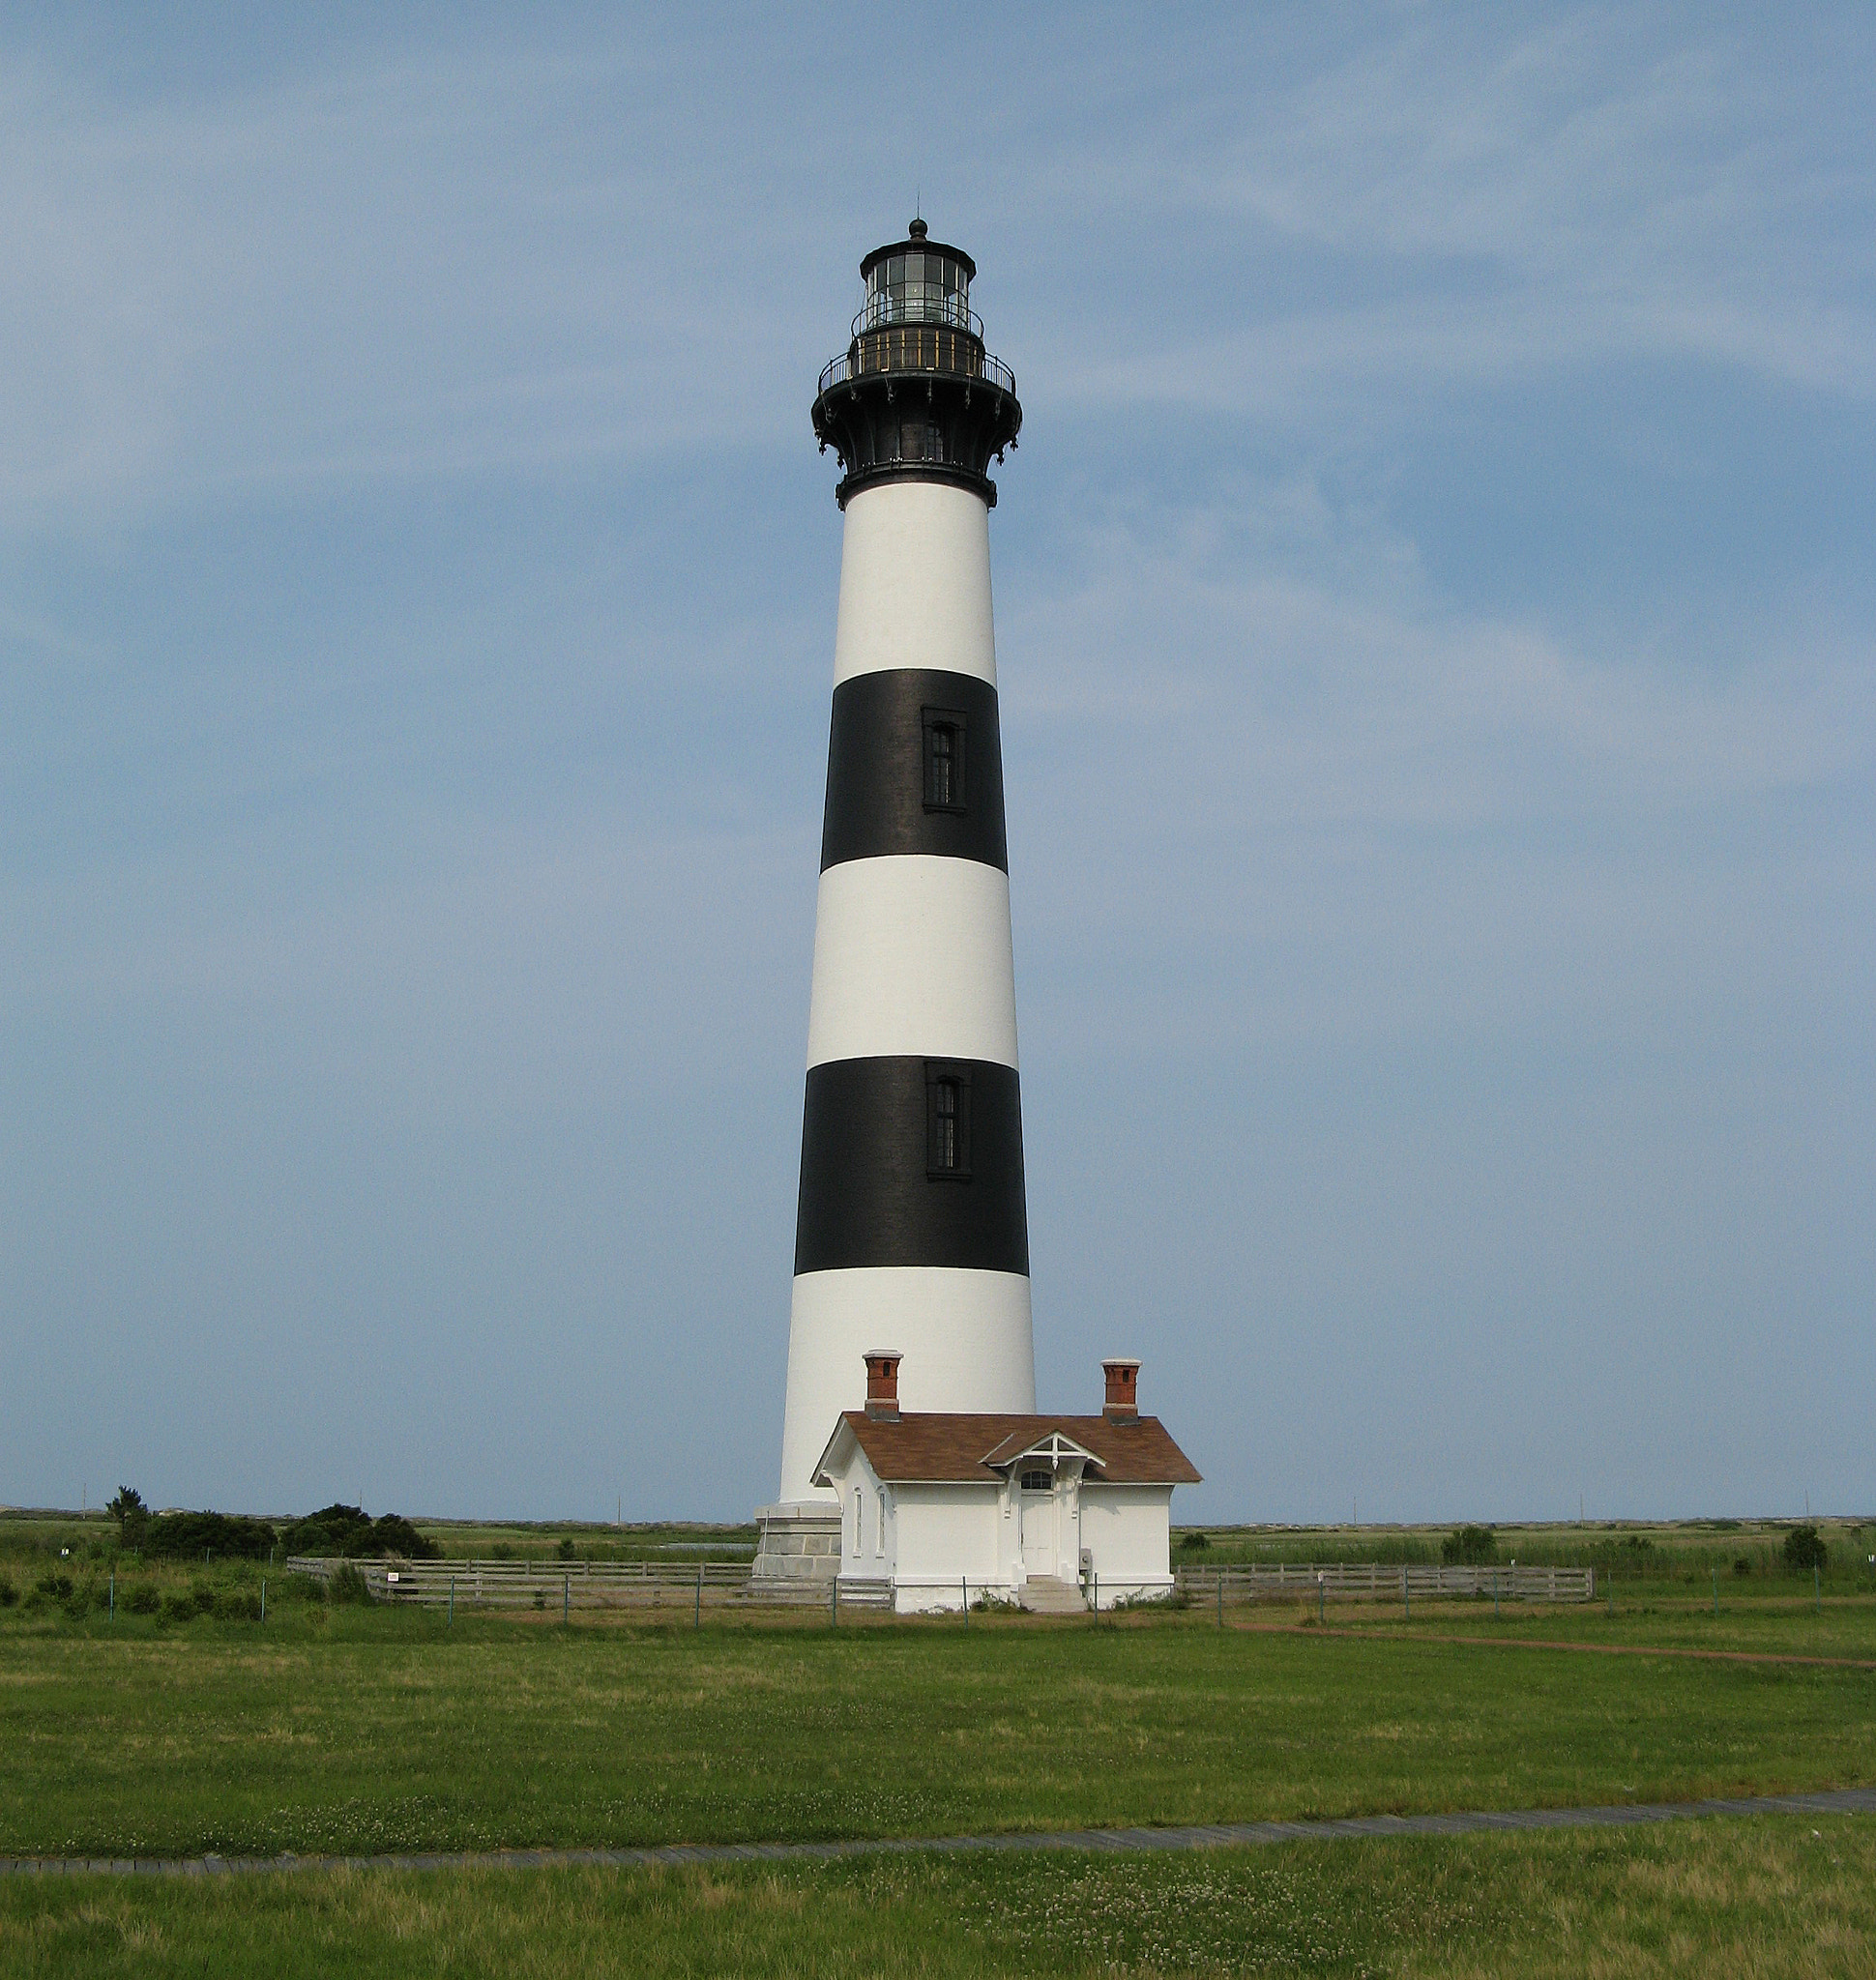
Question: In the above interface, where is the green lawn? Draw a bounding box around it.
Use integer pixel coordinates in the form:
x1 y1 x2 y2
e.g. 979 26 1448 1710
2 1598 1873 1860
3 1815 1871 1977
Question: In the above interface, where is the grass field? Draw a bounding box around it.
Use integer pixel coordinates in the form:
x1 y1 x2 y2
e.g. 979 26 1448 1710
3 1594 1873 1859
3 1816 1872 1977
4 1511 1872 1973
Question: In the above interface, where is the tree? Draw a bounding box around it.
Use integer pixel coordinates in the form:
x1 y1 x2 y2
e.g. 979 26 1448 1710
1442 1525 1498 1566
106 1487 148 1546
1782 1525 1828 1573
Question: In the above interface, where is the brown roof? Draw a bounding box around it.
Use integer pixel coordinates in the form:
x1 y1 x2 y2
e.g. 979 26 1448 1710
820 1412 1201 1487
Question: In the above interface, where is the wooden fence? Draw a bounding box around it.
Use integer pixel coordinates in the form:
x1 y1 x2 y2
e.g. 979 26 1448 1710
283 1557 894 1613
1172 1562 1595 1604
285 1556 1594 1616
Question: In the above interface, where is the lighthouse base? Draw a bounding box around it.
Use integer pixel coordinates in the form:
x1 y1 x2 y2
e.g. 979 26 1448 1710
749 1501 842 1585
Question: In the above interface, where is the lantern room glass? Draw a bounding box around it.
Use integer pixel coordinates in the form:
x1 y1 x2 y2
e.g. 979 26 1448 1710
865 250 972 331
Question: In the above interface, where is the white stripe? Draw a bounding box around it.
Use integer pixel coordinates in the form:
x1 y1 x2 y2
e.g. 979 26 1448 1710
777 1267 1036 1503
833 480 997 687
806 857 1018 1070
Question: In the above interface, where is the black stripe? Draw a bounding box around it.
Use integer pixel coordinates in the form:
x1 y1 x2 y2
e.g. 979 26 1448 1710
821 670 1008 872
795 1057 1028 1276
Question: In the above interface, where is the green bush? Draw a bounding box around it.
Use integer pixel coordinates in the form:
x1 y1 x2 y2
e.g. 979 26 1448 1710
127 1583 160 1616
159 1587 202 1623
213 1587 263 1622
0 1575 16 1608
35 1571 74 1603
1733 1556 1752 1576
278 1504 440 1560
327 1563 370 1605
1782 1526 1828 1573
1179 1531 1210 1552
144 1510 278 1561
557 1537 577 1560
1442 1526 1499 1566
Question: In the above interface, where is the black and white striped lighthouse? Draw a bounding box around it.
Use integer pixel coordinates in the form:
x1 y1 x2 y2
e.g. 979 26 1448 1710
767 222 1033 1530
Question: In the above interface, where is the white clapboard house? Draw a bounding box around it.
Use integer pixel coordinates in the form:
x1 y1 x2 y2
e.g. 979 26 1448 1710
811 1354 1200 1614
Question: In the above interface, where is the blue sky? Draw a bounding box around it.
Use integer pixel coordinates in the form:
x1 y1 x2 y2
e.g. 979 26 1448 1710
3 6 1870 1525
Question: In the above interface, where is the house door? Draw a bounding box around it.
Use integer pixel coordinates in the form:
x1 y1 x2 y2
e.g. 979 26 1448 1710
1019 1469 1055 1575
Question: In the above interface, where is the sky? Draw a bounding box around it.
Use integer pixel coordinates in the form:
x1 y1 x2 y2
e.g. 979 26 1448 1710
2 5 1870 1527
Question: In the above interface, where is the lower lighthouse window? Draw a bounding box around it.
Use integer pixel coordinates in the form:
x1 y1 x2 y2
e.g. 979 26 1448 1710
925 1065 972 1179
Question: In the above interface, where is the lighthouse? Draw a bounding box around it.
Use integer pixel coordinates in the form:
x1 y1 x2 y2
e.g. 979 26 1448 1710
755 221 1033 1578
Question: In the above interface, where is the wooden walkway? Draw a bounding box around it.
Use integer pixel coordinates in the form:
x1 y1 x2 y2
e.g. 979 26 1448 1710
5 1787 1870 1880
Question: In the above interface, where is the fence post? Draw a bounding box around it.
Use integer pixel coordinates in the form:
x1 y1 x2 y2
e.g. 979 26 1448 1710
1217 1567 1223 1626
260 1579 266 1623
449 1577 454 1625
695 1565 702 1629
1402 1565 1409 1620
564 1575 570 1626
1318 1574 1324 1624
962 1578 968 1623
1492 1569 1499 1618
109 1572 114 1622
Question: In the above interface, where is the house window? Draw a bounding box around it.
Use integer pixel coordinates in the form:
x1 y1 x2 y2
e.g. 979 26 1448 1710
922 709 966 812
852 1486 863 1555
925 1063 971 1179
875 1490 887 1558
1020 1470 1052 1493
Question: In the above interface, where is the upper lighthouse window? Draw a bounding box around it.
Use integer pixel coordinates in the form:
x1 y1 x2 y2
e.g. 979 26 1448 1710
923 709 967 812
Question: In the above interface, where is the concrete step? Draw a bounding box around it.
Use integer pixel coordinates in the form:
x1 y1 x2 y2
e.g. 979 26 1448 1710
1018 1575 1088 1615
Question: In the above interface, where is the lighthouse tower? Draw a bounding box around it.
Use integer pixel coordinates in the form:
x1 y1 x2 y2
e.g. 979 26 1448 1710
757 222 1031 1571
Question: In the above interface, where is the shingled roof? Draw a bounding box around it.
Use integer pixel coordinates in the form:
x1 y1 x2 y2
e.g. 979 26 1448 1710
816 1412 1200 1487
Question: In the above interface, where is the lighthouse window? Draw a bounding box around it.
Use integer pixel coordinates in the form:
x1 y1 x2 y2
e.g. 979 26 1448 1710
925 1063 972 1179
923 709 967 812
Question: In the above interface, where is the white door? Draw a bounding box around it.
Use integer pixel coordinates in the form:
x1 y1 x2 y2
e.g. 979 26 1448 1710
1019 1469 1054 1574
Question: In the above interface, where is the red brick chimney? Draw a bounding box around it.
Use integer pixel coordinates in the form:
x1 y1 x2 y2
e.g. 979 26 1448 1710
1102 1358 1140 1423
864 1350 902 1422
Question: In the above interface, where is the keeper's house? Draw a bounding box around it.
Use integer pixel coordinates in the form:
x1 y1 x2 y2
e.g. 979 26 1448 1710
811 1353 1200 1614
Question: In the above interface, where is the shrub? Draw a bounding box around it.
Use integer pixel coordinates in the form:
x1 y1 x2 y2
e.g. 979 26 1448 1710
144 1511 278 1561
1179 1531 1210 1552
1442 1526 1498 1566
557 1537 576 1560
1733 1556 1752 1576
36 1571 74 1603
1783 1525 1829 1573
327 1563 370 1605
490 1542 515 1560
278 1504 440 1560
214 1587 263 1622
0 1575 15 1608
159 1587 202 1623
127 1583 160 1616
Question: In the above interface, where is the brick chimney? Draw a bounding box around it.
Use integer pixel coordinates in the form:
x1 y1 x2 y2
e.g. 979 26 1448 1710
864 1350 902 1422
1102 1358 1140 1423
